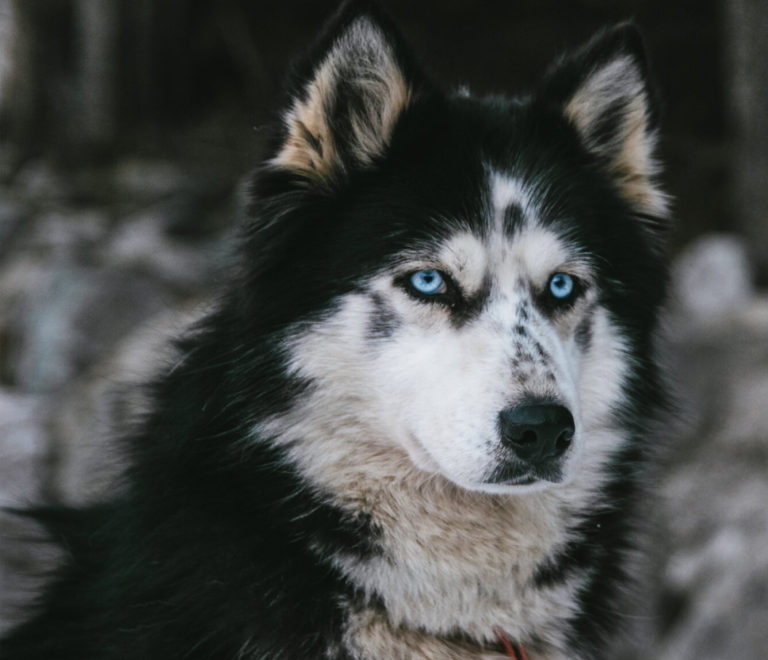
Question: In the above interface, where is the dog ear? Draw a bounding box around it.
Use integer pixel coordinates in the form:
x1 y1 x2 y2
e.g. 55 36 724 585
539 24 668 219
268 1 419 190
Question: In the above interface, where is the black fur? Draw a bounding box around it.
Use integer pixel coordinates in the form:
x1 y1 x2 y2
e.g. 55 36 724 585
2 2 669 659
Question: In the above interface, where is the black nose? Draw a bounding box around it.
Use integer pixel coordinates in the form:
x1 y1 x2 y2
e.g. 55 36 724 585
499 403 575 462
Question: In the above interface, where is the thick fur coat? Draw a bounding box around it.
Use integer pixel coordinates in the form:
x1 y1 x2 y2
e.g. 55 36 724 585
2 2 669 659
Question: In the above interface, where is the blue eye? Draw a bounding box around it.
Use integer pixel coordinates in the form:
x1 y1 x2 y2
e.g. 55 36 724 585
410 270 445 295
549 273 574 300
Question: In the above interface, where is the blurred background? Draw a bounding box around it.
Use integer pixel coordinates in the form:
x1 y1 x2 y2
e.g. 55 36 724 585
0 1 767 658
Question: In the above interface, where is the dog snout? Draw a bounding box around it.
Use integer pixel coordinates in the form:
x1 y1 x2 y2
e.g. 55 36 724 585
499 403 575 462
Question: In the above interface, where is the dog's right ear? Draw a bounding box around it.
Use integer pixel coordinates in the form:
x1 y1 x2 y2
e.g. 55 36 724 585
539 24 668 218
267 1 422 191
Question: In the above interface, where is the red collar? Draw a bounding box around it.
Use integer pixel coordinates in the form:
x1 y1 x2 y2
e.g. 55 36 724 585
495 630 528 660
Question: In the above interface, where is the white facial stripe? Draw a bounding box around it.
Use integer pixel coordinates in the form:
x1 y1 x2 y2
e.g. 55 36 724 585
491 173 533 229
490 172 594 286
508 226 569 286
436 232 488 295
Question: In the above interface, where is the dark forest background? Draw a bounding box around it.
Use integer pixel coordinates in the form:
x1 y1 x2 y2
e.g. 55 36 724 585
2 0 765 265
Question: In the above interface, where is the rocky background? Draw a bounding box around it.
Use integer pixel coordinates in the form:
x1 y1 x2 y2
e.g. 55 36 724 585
1 1 767 659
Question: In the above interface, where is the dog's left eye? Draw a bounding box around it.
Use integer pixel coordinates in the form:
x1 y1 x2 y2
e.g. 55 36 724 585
409 270 447 295
549 273 574 300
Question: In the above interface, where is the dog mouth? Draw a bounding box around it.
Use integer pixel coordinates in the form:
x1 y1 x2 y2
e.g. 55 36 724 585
502 474 538 486
403 428 572 491
485 458 566 486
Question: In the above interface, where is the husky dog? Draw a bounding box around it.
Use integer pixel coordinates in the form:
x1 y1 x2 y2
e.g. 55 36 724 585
2 1 670 659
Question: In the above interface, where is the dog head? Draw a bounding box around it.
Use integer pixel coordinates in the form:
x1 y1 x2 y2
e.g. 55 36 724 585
243 1 668 494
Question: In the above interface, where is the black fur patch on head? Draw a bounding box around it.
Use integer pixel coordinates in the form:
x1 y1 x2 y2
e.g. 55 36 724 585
504 204 525 237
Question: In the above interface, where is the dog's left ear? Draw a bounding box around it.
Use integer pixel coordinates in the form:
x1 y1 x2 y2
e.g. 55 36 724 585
269 1 421 191
540 24 668 218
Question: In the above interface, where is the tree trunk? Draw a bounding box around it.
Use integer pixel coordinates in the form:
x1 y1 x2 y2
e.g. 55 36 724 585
72 0 119 156
726 0 768 282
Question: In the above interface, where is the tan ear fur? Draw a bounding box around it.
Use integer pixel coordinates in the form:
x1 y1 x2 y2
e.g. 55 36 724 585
565 56 667 216
271 18 412 189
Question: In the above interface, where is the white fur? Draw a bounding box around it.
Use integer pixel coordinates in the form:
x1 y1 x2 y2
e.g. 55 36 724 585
491 175 532 224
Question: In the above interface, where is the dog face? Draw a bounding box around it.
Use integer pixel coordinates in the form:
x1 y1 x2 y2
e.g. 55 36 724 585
280 173 632 494
248 5 668 495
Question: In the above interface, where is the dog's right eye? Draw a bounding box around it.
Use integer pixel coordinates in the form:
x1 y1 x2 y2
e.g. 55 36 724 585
398 269 457 306
410 270 446 295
